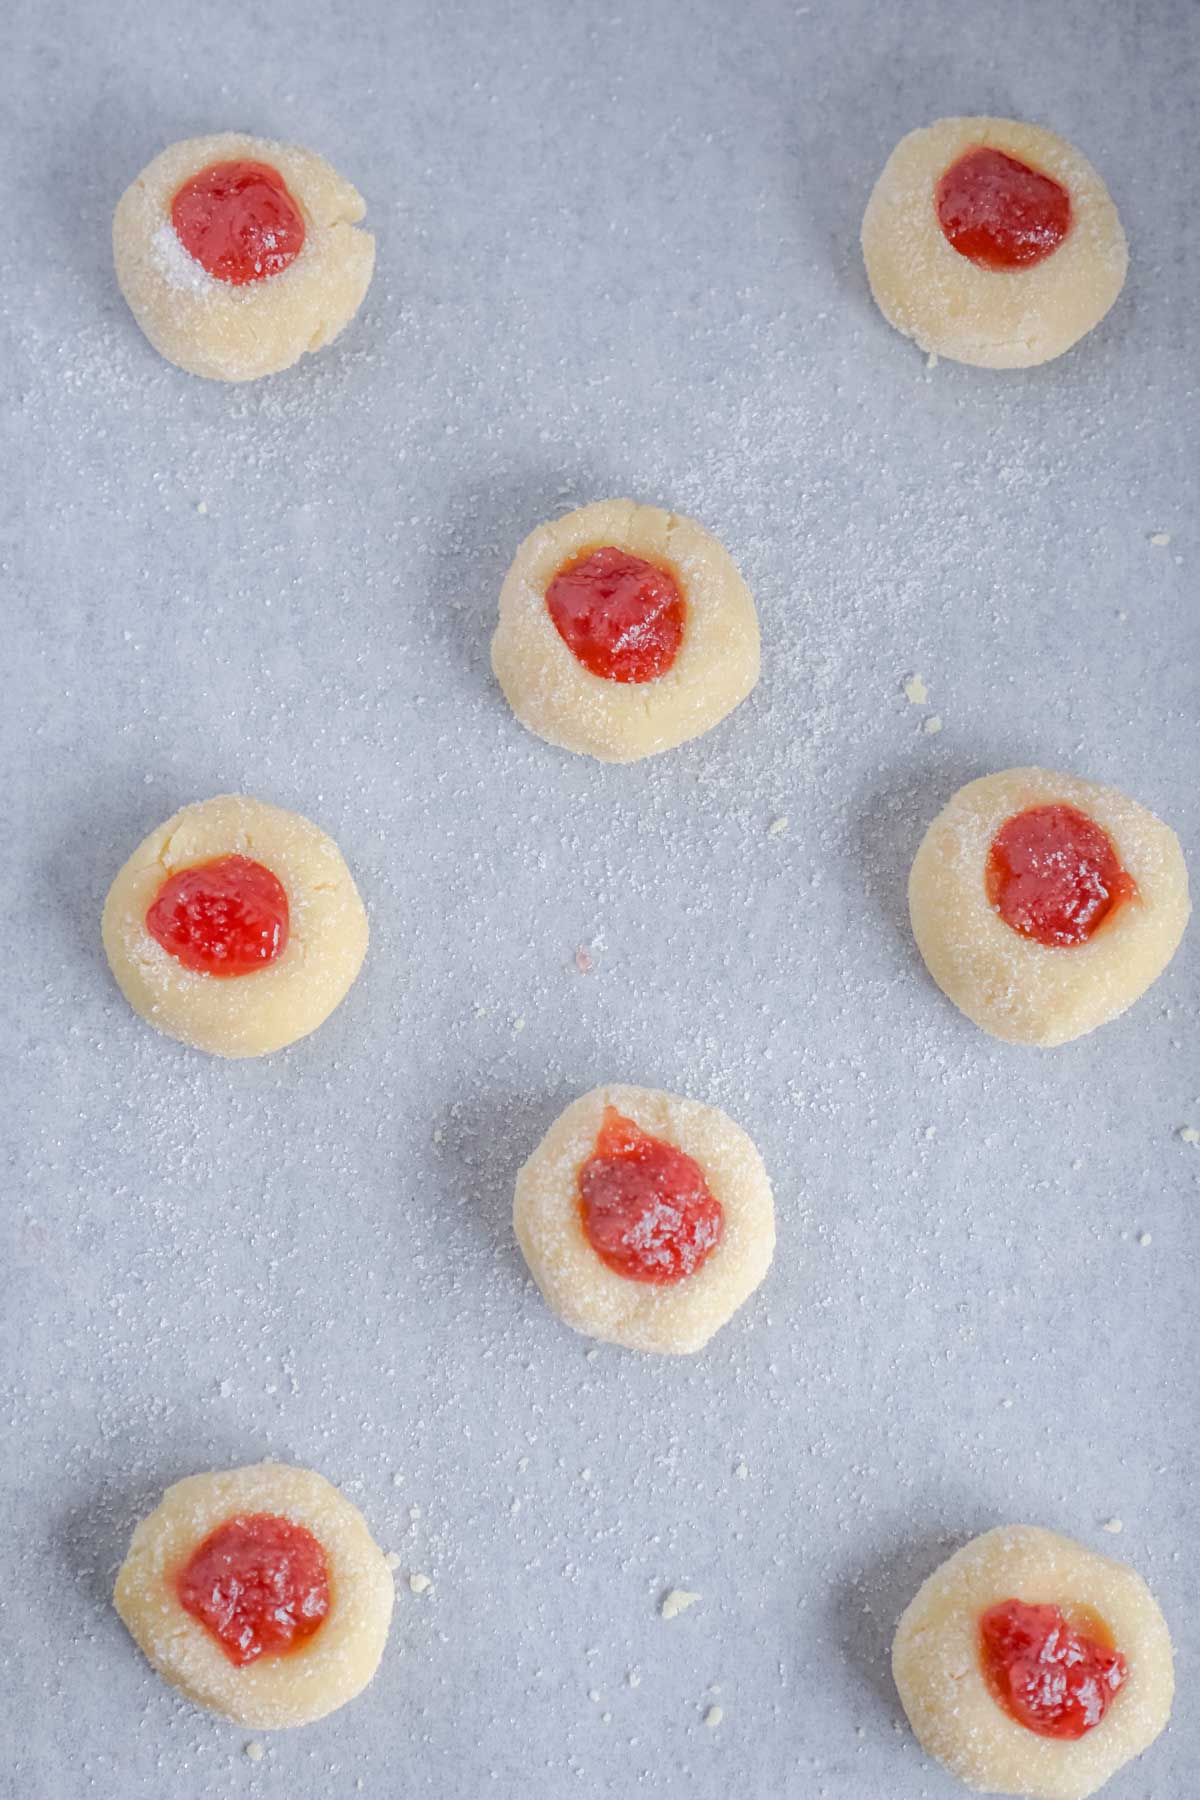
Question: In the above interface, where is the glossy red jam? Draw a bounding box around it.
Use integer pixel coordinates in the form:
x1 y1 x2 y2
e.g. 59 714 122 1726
980 1599 1126 1740
936 147 1071 270
176 1513 330 1666
146 854 289 976
171 160 306 285
986 804 1134 947
578 1105 723 1284
545 546 685 683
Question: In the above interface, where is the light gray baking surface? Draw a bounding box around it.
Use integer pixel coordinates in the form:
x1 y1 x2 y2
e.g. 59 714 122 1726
1 0 1197 1795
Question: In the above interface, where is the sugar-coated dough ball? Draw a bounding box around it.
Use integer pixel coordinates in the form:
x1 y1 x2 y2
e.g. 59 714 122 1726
862 118 1127 368
893 1525 1173 1799
113 134 375 381
512 1083 775 1354
114 1462 394 1729
102 794 368 1058
491 500 761 763
909 768 1189 1046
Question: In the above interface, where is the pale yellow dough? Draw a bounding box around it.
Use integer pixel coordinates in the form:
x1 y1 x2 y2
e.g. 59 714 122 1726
113 134 375 381
861 118 1127 368
512 1083 775 1354
114 1463 394 1730
491 500 761 763
102 794 368 1058
909 768 1189 1046
892 1525 1173 1799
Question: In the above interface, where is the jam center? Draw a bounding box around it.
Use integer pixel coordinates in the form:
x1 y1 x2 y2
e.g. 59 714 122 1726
936 146 1071 271
578 1105 723 1284
171 160 306 285
986 804 1134 947
545 546 685 683
145 854 290 977
176 1512 330 1666
980 1599 1127 1740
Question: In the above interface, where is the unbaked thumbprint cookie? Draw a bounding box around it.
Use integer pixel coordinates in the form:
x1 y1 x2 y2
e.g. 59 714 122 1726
113 134 375 380
114 1463 394 1729
893 1526 1173 1799
491 501 761 762
862 118 1127 367
102 794 368 1058
909 769 1189 1046
512 1084 775 1353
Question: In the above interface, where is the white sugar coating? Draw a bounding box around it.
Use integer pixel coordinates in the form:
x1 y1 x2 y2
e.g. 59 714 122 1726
3 4 1198 1796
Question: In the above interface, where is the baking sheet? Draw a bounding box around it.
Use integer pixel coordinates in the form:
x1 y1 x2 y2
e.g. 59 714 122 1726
2 0 1197 1794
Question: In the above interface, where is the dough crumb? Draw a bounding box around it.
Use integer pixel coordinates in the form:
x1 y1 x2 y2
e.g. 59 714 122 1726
196 500 208 516
1138 1231 1153 1247
733 1460 748 1481
574 945 594 974
1177 1125 1199 1145
1103 1518 1124 1534
704 1705 724 1728
601 1711 612 1724
384 1551 402 1571
767 815 789 837
1149 532 1171 547
392 1471 405 1487
925 351 938 371
627 1668 641 1688
903 673 928 706
408 1572 432 1595
921 714 943 735
245 1741 265 1763
661 1587 701 1620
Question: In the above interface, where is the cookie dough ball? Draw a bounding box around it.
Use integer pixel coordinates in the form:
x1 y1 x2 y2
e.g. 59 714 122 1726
113 134 375 380
102 794 368 1058
862 118 1127 367
893 1525 1173 1799
909 768 1189 1046
491 500 760 762
114 1462 394 1729
512 1083 775 1353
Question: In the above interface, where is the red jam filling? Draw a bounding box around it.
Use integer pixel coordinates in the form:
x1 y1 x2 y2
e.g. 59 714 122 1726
936 147 1071 270
980 1599 1127 1740
145 854 289 977
545 546 685 683
171 160 306 285
578 1105 723 1284
985 804 1135 947
176 1513 330 1667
